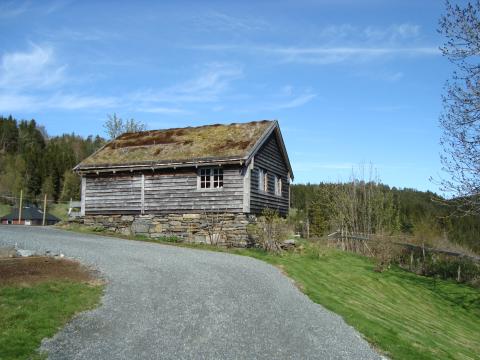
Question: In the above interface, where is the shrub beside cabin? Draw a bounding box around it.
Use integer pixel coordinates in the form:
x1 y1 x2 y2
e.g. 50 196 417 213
74 120 293 246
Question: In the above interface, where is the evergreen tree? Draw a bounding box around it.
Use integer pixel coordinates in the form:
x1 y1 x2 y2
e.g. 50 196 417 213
60 171 80 201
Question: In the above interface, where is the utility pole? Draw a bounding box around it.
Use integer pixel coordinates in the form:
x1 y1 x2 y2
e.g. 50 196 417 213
18 190 23 225
42 194 47 226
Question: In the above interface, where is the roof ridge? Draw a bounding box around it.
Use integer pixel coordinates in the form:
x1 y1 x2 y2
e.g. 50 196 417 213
121 119 275 136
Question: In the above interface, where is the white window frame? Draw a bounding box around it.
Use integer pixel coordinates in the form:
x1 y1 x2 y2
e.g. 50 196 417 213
274 175 282 197
198 168 224 190
258 168 268 193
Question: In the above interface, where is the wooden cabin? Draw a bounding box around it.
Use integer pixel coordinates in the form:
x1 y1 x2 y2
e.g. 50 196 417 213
74 120 293 245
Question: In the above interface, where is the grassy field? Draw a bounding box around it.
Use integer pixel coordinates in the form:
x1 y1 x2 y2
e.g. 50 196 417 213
48 203 69 222
59 225 480 359
241 245 480 360
0 258 104 360
0 203 10 217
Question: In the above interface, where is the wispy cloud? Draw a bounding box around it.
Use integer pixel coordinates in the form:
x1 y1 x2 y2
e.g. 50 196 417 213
294 161 357 171
365 104 411 113
264 46 438 64
46 93 118 110
0 1 29 18
0 93 118 112
0 0 70 19
195 44 438 65
0 43 66 90
265 92 317 110
191 11 267 32
278 93 317 109
39 27 119 42
0 47 243 114
137 107 190 114
132 63 243 104
43 0 72 15
238 85 317 113
192 23 438 65
0 43 118 112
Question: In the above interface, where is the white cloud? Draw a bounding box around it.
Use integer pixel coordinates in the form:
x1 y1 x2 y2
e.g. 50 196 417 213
317 23 421 43
0 56 244 114
0 93 38 111
0 93 118 112
382 71 404 82
294 161 357 171
39 27 119 42
0 1 29 18
138 107 189 114
0 44 66 90
276 93 317 109
365 104 410 113
192 11 266 32
46 93 118 110
133 63 243 104
193 23 438 65
242 86 317 112
258 46 438 65
194 44 438 65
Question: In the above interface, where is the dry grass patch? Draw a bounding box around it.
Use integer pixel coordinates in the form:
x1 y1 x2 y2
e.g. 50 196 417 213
0 256 104 360
0 256 100 286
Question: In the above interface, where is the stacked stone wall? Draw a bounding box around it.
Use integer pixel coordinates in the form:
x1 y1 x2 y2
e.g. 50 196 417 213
83 213 256 247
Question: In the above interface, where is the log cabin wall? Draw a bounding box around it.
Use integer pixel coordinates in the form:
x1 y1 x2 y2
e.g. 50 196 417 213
84 166 244 215
250 133 290 217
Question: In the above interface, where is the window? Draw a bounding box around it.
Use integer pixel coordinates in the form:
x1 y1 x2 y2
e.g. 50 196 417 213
258 168 268 192
274 175 282 196
199 168 223 189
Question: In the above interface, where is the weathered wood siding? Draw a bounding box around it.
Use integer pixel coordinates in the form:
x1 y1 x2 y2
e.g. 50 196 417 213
250 133 290 216
84 167 244 215
85 174 142 214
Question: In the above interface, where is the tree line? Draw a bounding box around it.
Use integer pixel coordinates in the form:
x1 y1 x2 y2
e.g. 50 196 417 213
291 180 480 253
0 115 105 203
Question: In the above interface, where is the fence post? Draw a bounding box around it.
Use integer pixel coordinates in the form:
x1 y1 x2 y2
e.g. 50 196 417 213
42 194 47 226
18 190 23 225
306 217 310 239
141 174 145 215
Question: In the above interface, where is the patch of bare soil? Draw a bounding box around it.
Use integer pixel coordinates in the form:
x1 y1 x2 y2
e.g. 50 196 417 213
0 257 100 286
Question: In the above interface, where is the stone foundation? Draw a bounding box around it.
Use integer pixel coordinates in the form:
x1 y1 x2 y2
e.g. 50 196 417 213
83 213 256 247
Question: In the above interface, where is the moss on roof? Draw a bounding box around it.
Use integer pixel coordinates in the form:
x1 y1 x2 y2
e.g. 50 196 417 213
78 120 274 168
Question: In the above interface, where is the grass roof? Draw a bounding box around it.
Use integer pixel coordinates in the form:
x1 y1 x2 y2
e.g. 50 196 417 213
78 120 274 168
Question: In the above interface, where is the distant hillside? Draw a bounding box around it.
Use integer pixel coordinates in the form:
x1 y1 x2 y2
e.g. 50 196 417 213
0 115 105 203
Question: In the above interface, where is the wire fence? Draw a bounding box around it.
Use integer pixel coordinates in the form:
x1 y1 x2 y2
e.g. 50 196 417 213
0 192 74 205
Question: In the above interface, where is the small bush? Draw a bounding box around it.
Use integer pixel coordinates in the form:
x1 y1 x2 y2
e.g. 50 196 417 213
370 238 402 272
157 236 180 243
247 209 290 253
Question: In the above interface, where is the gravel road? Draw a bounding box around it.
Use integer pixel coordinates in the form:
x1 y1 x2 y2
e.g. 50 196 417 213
0 226 381 360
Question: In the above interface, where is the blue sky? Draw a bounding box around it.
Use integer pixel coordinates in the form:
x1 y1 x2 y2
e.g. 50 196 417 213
0 0 457 192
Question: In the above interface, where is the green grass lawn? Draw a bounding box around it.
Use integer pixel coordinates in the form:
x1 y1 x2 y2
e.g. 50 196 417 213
0 281 103 360
48 203 70 222
60 224 480 359
0 203 10 217
239 245 480 360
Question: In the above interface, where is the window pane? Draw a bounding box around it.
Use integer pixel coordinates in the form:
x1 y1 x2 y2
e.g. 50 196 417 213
199 168 224 189
200 168 211 188
213 168 223 188
258 169 264 190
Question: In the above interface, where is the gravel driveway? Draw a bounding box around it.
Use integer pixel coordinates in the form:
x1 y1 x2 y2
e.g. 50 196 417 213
0 226 380 360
